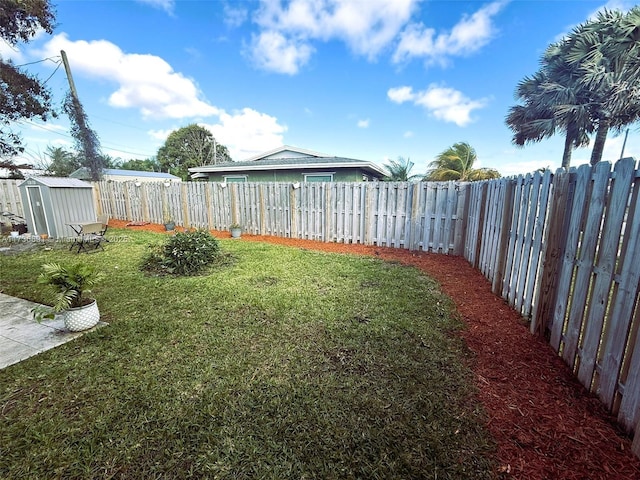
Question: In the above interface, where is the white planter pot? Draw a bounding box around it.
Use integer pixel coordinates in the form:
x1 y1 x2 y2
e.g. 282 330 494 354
230 228 242 238
64 299 100 332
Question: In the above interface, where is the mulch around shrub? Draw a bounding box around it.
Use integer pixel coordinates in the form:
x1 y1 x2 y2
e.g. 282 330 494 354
111 220 640 479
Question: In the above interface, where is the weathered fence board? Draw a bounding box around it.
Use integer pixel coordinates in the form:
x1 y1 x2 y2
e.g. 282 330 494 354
577 159 635 388
597 169 640 411
0 179 23 217
549 165 591 351
562 162 610 369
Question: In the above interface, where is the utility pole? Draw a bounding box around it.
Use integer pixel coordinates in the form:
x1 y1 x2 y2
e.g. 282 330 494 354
60 49 103 181
60 50 79 101
619 128 629 160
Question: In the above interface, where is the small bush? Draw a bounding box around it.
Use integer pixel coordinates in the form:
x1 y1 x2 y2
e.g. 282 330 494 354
141 229 221 276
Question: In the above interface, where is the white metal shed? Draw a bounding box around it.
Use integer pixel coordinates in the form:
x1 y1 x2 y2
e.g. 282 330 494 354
18 177 96 238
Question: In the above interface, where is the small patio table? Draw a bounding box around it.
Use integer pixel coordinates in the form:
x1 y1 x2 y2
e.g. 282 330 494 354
67 221 107 253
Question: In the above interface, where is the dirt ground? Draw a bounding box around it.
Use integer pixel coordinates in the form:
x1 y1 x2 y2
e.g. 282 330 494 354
114 220 640 479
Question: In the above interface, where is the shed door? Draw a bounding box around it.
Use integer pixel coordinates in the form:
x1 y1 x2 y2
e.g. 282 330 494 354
27 186 48 235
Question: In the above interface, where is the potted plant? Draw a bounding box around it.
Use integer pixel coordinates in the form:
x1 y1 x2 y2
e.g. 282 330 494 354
32 262 104 332
229 223 242 238
163 218 176 231
162 200 175 231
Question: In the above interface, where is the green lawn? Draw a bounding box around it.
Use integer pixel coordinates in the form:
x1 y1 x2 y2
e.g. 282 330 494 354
0 229 495 479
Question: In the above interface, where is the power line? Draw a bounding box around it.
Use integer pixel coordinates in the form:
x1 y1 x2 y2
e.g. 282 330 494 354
89 113 156 133
14 56 61 67
17 119 157 158
42 59 62 85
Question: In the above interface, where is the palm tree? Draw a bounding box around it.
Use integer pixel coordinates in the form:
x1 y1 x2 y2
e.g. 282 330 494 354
383 156 419 181
45 145 80 176
505 52 593 169
564 7 640 164
506 7 640 167
425 142 500 181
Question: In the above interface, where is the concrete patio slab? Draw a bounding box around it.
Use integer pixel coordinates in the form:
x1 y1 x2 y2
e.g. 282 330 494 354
0 292 106 370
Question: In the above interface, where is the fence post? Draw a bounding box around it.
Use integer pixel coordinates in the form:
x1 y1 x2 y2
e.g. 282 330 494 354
453 183 469 256
289 184 297 238
140 183 149 222
491 179 514 295
180 183 189 228
535 168 574 340
471 182 488 269
633 423 640 458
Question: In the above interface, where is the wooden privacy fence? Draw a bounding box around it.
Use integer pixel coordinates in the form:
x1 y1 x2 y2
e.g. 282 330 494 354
0 179 23 217
4 161 640 450
95 180 469 254
467 158 640 446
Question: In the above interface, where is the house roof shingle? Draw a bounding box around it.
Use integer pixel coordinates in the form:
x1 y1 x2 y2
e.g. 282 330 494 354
189 156 387 177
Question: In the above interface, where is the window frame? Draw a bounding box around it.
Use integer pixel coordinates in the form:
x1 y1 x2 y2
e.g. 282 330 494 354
303 173 334 182
223 175 248 183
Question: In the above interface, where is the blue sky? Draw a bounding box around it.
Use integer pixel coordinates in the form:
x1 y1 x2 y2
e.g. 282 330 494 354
3 0 639 177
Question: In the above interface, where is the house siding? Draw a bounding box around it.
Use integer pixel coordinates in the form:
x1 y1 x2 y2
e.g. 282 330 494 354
205 168 374 183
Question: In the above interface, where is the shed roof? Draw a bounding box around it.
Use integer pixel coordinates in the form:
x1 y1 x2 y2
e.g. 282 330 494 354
19 177 93 188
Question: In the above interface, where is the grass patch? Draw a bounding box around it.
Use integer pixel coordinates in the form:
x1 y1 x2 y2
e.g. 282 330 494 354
0 228 495 479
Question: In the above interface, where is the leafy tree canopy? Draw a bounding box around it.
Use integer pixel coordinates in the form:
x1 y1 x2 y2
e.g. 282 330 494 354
425 142 501 182
120 157 160 172
157 124 232 181
0 0 57 159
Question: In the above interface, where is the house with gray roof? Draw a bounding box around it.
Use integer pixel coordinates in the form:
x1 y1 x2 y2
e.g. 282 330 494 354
188 146 387 183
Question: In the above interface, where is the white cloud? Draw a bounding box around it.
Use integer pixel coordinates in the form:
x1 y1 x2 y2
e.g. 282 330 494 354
137 0 175 14
403 130 414 138
387 86 414 103
388 84 488 126
37 34 219 119
498 159 552 177
248 31 314 75
589 1 636 19
201 108 288 160
224 4 249 27
249 0 417 73
0 40 24 63
572 131 639 165
147 129 174 141
357 119 370 128
393 0 507 66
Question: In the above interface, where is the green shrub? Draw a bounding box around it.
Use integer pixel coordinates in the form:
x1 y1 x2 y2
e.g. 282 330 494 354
141 229 221 275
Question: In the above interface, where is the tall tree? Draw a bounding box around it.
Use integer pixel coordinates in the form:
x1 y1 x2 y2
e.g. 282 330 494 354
383 156 419 181
505 60 593 169
425 142 500 181
0 0 56 158
157 124 231 180
506 7 640 167
566 8 640 164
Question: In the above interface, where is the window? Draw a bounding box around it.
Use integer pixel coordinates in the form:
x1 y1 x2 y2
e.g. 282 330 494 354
304 173 334 182
224 175 247 183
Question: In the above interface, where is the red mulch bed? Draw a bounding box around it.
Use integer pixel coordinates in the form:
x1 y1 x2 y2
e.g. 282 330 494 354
113 220 640 479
